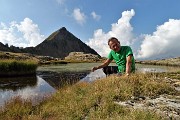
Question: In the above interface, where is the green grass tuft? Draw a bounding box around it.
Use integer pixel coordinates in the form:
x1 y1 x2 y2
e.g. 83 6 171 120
0 59 38 76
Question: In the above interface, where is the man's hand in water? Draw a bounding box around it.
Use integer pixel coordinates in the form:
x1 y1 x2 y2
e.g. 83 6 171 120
91 67 98 72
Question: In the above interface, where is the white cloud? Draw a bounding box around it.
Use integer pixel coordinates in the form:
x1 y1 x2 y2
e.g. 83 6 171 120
136 19 180 59
91 11 101 21
86 9 135 57
0 18 45 48
72 8 86 25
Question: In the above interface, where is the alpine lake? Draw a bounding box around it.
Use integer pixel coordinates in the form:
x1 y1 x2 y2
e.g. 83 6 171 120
0 63 180 107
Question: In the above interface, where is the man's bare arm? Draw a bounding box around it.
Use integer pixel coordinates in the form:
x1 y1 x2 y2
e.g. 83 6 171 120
126 54 133 75
91 59 112 72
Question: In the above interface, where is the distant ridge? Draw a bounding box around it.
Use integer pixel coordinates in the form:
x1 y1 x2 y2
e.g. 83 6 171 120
0 27 100 58
0 42 11 52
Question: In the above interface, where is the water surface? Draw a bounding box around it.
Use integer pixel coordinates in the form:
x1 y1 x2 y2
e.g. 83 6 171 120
0 76 55 107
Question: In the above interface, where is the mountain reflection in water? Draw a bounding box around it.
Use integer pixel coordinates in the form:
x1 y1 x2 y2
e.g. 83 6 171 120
37 71 89 89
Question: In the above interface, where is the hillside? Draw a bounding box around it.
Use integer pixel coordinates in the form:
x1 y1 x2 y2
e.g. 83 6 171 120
0 42 11 52
136 57 180 66
0 51 102 64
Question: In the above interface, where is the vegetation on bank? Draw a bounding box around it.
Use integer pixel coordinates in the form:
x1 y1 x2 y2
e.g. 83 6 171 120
136 57 180 67
0 59 38 76
1 51 180 65
0 72 178 120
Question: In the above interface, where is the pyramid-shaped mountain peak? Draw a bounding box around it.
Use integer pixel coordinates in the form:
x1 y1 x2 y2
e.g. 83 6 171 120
45 27 77 42
58 27 67 32
23 27 100 58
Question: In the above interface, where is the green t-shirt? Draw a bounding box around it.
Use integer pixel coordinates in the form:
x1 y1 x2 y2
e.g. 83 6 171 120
108 46 135 73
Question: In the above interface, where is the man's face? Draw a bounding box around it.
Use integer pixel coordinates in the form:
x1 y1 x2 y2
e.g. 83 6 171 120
108 39 120 52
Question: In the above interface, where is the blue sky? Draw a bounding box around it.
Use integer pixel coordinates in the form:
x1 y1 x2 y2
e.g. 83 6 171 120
0 0 180 60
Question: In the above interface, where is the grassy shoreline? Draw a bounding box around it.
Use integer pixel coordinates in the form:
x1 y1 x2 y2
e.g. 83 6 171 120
0 59 38 77
0 72 179 120
135 57 180 67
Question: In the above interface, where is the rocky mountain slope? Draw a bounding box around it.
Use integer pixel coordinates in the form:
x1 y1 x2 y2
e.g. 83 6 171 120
65 52 100 62
24 27 100 58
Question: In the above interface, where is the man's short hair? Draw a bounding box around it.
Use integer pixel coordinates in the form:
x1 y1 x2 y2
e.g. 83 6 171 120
108 37 119 45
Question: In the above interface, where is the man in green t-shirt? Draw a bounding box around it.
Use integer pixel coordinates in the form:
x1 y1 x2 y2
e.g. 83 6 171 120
91 37 135 76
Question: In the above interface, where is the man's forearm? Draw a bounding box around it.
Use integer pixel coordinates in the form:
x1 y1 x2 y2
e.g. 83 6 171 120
126 55 133 75
91 59 112 72
96 62 110 69
126 62 132 74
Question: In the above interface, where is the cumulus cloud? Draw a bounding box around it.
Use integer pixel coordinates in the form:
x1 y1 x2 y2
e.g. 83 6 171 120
0 18 45 48
86 9 135 57
72 8 86 25
136 19 180 59
91 11 101 21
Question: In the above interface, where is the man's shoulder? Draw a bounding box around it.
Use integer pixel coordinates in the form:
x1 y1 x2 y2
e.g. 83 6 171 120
121 46 130 48
121 46 131 50
109 50 115 54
